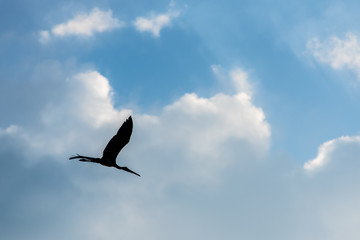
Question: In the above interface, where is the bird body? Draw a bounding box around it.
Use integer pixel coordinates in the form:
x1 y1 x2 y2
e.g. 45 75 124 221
69 116 140 177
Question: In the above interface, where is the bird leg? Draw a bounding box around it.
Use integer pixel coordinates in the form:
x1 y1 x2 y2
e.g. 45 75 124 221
69 154 82 160
115 164 141 177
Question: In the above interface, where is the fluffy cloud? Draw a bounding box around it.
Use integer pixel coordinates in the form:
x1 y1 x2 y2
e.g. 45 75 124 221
0 61 272 239
300 135 360 240
2 62 269 184
38 8 123 42
307 32 360 79
37 5 182 42
133 8 180 37
3 61 360 239
13 70 131 158
304 135 360 172
134 89 270 184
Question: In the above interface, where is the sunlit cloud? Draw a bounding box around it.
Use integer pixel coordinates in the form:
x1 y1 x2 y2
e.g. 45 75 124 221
0 61 269 184
304 135 360 171
3 60 360 239
38 8 124 42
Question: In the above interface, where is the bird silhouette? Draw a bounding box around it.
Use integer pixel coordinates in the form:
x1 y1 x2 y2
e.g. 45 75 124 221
69 116 140 177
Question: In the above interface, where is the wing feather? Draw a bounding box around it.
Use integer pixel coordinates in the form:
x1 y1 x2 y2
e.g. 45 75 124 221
102 116 133 162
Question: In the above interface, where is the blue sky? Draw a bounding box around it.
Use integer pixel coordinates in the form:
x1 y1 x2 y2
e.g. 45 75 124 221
2 0 360 239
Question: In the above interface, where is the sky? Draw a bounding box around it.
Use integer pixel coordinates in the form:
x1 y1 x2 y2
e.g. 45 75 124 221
1 0 360 239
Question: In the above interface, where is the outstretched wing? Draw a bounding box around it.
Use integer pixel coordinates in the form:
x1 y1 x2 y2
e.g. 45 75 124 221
102 116 133 162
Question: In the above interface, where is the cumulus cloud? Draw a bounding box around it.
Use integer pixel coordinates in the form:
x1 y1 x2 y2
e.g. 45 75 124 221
17 70 130 157
133 7 180 37
38 8 123 42
135 90 270 184
304 135 360 171
4 61 360 239
307 32 360 79
0 61 271 239
1 62 269 184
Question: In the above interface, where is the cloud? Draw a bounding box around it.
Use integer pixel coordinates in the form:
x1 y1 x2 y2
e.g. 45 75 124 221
307 32 360 79
133 7 180 37
304 135 360 172
0 61 272 239
1 62 269 185
15 69 131 157
0 125 19 135
4 61 360 239
300 135 360 240
211 64 253 95
304 138 337 171
38 8 124 42
37 5 182 42
38 30 51 44
135 89 270 184
52 8 123 37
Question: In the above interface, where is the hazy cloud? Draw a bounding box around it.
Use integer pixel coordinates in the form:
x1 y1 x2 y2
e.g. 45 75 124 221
211 64 253 95
38 30 51 44
307 32 360 80
133 7 180 37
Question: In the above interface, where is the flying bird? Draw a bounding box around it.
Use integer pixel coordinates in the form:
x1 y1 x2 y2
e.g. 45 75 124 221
69 116 140 177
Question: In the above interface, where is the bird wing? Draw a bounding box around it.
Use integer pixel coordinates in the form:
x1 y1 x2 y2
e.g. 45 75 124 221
102 116 133 162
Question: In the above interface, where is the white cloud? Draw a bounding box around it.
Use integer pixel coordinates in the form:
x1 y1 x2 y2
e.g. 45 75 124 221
307 32 360 79
229 68 252 95
304 138 337 171
211 64 253 95
133 8 180 37
21 70 130 157
136 89 270 183
0 62 272 239
67 71 126 127
1 61 269 185
38 8 123 42
4 61 360 239
52 8 123 37
0 62 274 239
304 135 360 171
